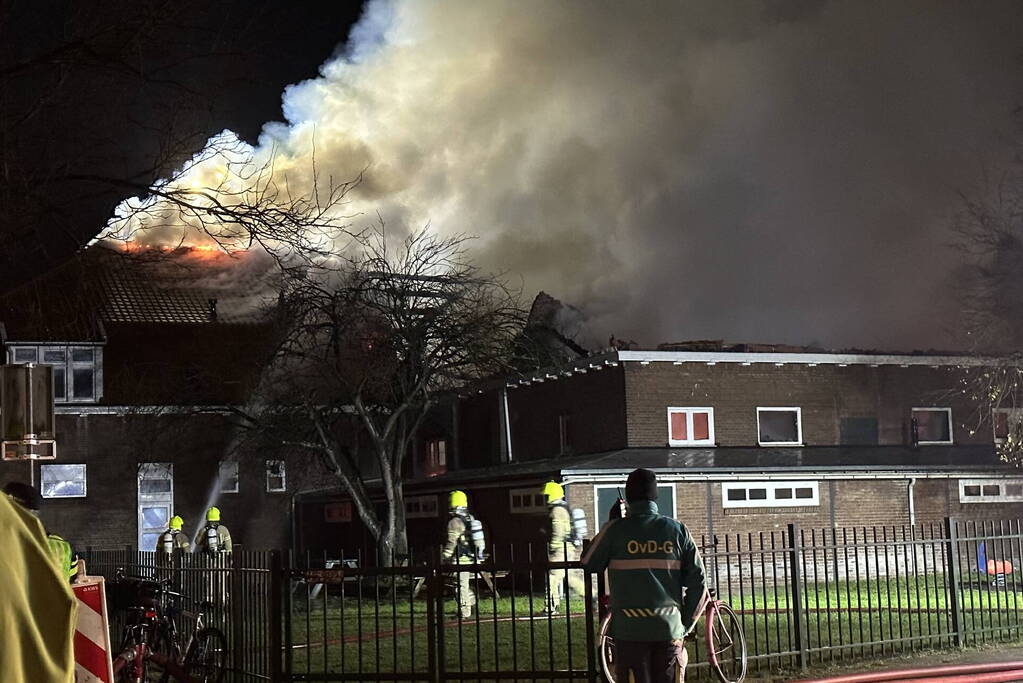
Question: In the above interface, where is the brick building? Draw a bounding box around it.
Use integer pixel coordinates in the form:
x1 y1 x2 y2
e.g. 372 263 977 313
298 343 1023 554
0 246 329 551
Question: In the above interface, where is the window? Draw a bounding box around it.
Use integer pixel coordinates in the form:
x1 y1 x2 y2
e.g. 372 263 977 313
219 461 239 493
595 484 676 522
266 460 286 492
137 463 172 551
406 494 440 519
667 408 715 446
421 439 447 477
757 408 802 446
912 408 953 445
509 487 547 514
40 464 86 498
993 409 1023 444
840 417 879 446
959 479 1023 503
324 502 352 523
722 481 819 508
7 344 102 403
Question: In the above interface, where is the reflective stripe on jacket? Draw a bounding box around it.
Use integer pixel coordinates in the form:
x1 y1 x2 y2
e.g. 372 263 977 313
581 500 706 641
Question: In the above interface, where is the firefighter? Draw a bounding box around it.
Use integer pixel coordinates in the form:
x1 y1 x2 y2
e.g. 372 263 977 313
3 481 80 582
582 468 707 683
158 515 191 555
542 480 587 614
194 506 232 554
442 490 484 619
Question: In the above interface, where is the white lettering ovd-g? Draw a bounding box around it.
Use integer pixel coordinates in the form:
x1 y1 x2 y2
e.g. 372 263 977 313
626 539 676 554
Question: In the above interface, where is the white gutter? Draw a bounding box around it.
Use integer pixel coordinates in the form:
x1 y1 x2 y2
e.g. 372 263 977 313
616 350 992 367
908 477 916 525
561 470 1011 484
501 388 514 463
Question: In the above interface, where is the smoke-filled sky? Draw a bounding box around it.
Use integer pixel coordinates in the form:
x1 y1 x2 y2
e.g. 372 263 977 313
106 0 1023 351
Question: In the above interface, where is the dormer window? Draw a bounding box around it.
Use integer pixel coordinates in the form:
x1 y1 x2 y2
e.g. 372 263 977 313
7 345 102 403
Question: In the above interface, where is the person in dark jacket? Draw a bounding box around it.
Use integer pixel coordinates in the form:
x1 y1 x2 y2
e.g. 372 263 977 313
582 468 707 683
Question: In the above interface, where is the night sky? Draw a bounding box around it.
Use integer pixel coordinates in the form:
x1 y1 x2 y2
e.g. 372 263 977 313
8 1 1023 352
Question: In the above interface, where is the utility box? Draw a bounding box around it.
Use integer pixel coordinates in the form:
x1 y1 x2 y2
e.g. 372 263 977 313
1 363 56 460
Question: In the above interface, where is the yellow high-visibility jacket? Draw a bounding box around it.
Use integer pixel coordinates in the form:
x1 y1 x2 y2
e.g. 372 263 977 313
0 493 77 683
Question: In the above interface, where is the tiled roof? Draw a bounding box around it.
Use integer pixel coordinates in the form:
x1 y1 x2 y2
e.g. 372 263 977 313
0 244 274 340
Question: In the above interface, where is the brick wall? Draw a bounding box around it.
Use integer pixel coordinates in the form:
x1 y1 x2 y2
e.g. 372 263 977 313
0 412 332 551
623 363 986 448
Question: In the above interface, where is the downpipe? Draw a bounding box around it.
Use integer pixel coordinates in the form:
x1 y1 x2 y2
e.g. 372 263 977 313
790 660 1023 682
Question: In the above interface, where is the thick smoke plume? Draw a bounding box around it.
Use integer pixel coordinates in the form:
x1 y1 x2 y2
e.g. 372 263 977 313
102 0 1023 350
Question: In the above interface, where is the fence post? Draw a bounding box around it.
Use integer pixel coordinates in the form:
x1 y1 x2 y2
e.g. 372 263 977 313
230 547 242 676
944 517 964 648
787 523 808 670
428 547 443 683
269 550 285 682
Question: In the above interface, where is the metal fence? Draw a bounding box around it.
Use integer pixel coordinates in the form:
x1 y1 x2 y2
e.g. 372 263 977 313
83 517 1023 682
82 547 278 682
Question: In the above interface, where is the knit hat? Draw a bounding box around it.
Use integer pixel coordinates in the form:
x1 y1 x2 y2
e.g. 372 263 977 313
625 468 657 502
3 481 41 511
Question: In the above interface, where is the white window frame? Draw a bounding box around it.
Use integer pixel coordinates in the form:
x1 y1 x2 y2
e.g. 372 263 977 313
265 459 287 493
593 483 677 522
666 407 715 446
509 487 547 514
405 494 440 519
756 407 803 446
722 481 820 509
7 344 103 403
959 479 1023 503
219 460 239 494
40 464 87 498
912 407 953 445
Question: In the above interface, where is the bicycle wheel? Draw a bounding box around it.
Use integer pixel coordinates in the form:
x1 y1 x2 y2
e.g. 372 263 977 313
706 603 747 683
598 613 617 683
184 626 227 683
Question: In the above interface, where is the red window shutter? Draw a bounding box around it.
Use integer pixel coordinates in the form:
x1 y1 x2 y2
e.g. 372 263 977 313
670 412 688 441
693 412 710 440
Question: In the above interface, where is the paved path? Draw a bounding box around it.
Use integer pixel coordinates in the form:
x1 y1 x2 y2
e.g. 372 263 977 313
739 642 1023 682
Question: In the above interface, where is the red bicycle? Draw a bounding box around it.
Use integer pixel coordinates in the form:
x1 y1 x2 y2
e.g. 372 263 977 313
599 587 747 683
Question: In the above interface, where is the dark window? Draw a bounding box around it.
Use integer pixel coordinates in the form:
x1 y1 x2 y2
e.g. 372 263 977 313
795 487 814 499
748 488 768 500
840 417 879 445
727 489 746 501
72 368 94 399
758 409 800 444
982 485 1001 496
1007 484 1023 497
913 409 952 444
963 485 981 497
775 488 793 499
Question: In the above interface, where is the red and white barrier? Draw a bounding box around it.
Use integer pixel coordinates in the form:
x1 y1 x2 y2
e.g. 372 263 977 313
73 576 114 683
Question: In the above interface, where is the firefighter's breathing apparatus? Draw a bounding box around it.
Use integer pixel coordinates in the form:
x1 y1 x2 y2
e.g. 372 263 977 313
570 508 588 548
205 523 220 553
469 517 486 560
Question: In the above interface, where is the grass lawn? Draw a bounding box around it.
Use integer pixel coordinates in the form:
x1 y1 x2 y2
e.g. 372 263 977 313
284 573 1023 680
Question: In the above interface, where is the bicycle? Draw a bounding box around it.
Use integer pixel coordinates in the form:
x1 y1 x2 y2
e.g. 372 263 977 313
598 586 747 683
110 572 227 683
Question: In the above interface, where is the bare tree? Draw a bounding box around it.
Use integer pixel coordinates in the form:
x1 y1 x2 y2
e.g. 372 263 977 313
235 229 530 562
953 165 1023 464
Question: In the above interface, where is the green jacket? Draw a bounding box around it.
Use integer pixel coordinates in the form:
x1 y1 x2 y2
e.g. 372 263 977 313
581 500 706 641
46 534 78 581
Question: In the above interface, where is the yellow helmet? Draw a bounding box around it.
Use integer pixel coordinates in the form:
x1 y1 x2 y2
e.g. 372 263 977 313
206 506 221 522
449 490 468 509
543 481 565 503
169 515 184 530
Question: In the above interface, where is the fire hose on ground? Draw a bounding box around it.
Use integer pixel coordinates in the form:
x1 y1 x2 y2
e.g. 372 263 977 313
789 660 1023 683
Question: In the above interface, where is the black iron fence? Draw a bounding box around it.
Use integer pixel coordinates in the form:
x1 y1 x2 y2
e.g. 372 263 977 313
83 517 1023 682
